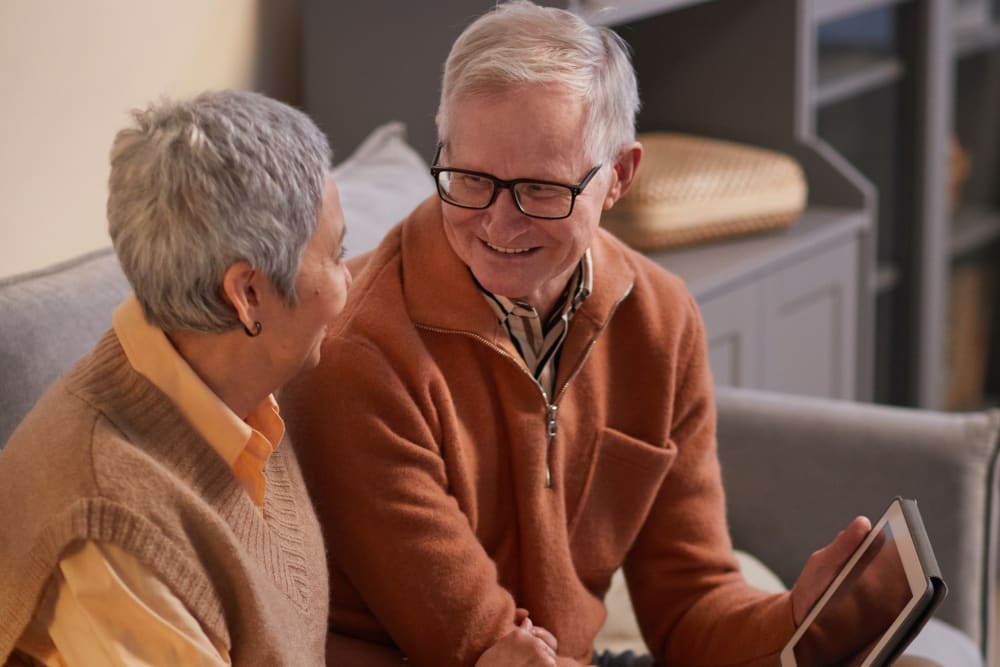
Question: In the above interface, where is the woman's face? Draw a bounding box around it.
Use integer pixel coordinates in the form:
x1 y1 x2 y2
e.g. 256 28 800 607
264 177 352 386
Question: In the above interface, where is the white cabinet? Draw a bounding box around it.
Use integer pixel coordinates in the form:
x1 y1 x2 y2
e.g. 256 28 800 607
700 282 759 390
759 239 858 398
651 209 865 399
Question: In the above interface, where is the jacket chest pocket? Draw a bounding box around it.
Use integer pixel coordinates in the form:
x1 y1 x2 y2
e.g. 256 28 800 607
567 427 676 587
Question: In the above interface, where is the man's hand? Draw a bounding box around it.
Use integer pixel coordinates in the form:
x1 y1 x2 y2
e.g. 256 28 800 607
790 516 872 625
513 608 558 652
476 610 558 667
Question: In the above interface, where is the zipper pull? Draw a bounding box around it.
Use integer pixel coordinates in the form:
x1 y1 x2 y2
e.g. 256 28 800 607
545 404 558 488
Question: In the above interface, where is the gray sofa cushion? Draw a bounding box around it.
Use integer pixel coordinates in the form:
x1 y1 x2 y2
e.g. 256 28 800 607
716 386 1000 662
0 248 129 445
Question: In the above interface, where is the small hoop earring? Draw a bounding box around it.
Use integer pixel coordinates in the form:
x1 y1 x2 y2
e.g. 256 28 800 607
243 321 262 337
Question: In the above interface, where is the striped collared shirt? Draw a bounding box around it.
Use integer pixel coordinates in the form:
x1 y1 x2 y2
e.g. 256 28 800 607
478 249 593 397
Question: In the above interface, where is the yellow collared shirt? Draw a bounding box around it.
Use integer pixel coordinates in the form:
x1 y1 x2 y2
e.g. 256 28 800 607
16 295 284 666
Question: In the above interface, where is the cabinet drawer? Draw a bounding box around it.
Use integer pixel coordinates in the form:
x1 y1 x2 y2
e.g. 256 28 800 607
696 238 859 399
699 282 761 389
762 240 859 399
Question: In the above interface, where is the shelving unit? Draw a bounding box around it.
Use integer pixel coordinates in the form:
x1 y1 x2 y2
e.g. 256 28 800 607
955 21 1000 57
814 50 904 107
591 0 879 401
949 7 1000 410
590 0 967 408
814 0 949 405
807 0 1000 410
588 0 1000 408
952 206 1000 256
567 0 703 23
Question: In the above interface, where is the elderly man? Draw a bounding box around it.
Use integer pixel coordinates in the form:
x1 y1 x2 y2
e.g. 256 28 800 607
283 2 869 666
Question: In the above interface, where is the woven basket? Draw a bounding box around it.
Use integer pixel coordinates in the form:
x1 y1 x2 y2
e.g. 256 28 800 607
602 132 807 251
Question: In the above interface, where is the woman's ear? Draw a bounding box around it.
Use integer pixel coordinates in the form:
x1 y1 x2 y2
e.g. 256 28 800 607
221 261 260 332
603 141 643 210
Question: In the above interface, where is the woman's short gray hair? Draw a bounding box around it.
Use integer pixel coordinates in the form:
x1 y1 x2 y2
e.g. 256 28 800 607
107 90 331 333
437 0 640 166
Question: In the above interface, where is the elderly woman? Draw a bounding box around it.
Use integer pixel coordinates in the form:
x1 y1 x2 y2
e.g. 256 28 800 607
0 90 348 665
0 89 555 667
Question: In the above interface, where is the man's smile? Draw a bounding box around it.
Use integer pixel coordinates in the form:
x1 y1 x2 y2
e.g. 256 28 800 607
484 240 536 255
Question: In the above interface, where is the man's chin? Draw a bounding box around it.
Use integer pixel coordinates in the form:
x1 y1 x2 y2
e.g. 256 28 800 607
470 274 532 302
295 346 324 377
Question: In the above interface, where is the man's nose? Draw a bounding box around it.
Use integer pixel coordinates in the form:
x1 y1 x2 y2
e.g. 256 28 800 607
490 184 526 217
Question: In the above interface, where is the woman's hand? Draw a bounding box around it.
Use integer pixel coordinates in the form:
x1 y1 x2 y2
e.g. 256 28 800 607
475 610 558 667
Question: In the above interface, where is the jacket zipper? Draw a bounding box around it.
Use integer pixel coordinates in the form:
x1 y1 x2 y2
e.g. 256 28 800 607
417 281 634 489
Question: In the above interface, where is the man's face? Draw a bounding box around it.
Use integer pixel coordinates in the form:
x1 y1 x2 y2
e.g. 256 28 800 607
438 84 612 317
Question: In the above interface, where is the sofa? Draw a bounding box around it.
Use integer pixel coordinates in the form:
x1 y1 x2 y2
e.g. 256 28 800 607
2 121 998 666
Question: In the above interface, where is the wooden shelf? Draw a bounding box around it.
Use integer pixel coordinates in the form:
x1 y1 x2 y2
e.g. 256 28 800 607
874 262 901 293
814 49 904 107
951 205 1000 257
813 0 909 25
567 0 706 25
954 22 1000 59
646 206 869 299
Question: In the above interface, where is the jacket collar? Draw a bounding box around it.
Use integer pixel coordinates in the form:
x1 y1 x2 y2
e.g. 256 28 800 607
401 196 636 343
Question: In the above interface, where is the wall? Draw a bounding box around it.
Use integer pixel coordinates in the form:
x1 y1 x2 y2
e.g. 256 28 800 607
0 1 301 279
304 0 497 163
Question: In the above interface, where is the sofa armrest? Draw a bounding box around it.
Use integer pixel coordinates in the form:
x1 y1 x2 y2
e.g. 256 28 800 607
0 248 129 445
715 386 1000 662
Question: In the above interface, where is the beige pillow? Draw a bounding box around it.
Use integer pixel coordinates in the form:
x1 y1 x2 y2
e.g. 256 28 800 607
333 122 436 258
594 551 787 654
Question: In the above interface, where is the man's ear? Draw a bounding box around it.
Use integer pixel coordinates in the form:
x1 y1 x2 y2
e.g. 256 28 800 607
603 141 643 210
221 261 260 332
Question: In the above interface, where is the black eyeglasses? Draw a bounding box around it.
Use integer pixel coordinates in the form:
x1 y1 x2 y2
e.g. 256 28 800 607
430 144 602 220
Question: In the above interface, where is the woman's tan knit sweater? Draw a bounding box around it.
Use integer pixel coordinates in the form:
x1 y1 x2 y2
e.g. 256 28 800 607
0 331 329 666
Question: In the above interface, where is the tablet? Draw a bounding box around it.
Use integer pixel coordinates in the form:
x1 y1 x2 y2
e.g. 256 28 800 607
778 497 947 667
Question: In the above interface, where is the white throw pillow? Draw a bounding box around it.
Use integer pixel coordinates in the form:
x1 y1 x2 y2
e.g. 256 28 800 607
332 122 437 257
736 549 788 594
594 551 787 654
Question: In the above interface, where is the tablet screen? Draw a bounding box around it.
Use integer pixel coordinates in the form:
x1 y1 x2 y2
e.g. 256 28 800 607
789 518 922 666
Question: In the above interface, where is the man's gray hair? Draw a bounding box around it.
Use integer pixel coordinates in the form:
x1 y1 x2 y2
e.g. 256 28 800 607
107 90 331 333
437 0 640 166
